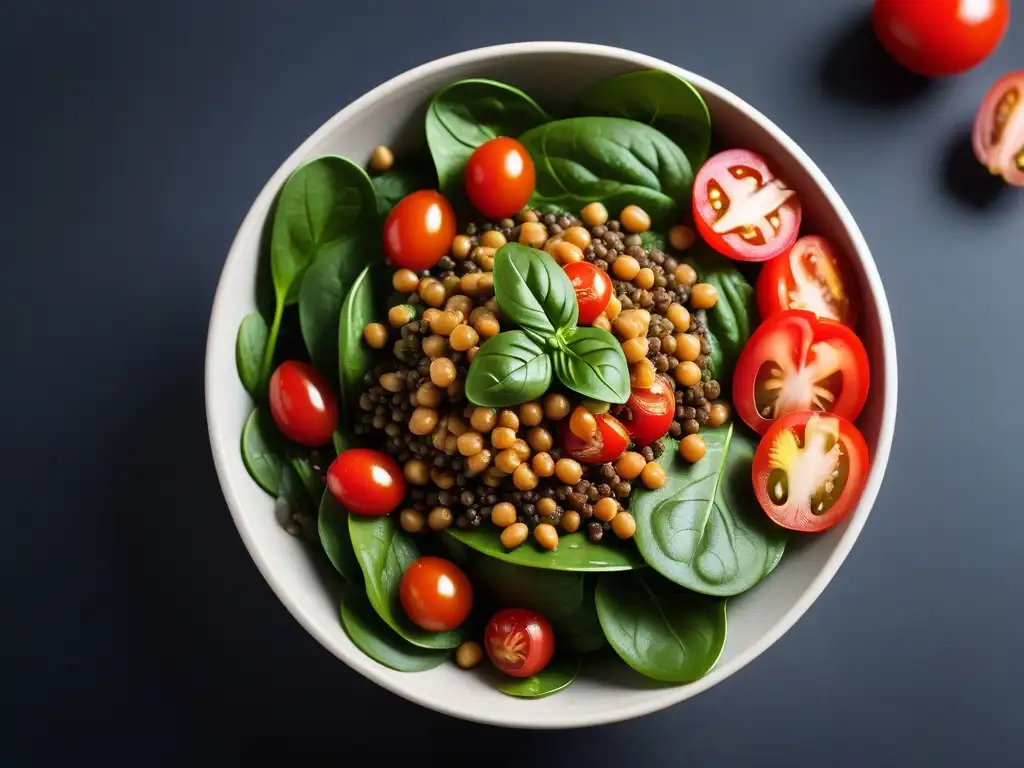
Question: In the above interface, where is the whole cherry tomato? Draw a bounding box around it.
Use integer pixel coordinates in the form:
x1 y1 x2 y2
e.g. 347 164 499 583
326 448 405 516
620 373 675 446
383 190 456 271
560 412 630 464
973 71 1024 187
268 360 338 447
563 261 613 325
484 608 555 678
464 137 535 219
399 556 473 632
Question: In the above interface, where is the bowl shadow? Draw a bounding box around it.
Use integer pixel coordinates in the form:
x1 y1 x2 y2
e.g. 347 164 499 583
940 124 1013 211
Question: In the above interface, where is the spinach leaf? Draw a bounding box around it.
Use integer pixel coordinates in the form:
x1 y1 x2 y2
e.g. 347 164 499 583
464 331 552 408
317 490 361 583
426 79 550 195
339 583 450 672
493 243 578 337
338 265 388 413
443 528 645 572
289 454 324 503
575 70 712 168
235 312 269 399
241 408 286 495
519 117 693 229
595 571 726 683
348 515 461 649
631 425 788 596
372 163 437 216
552 327 631 404
495 656 581 699
559 577 607 654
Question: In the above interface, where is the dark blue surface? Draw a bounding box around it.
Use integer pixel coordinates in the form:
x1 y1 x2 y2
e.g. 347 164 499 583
4 1 1023 764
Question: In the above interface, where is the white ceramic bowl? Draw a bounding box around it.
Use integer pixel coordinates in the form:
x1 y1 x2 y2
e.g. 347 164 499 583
205 42 897 729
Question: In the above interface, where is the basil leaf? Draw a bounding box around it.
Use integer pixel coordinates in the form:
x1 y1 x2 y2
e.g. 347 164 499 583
317 490 362 583
240 408 286 495
338 265 388 413
552 327 630 404
235 312 269 399
372 163 437 217
443 528 645 572
493 243 578 337
464 331 552 408
495 656 581 699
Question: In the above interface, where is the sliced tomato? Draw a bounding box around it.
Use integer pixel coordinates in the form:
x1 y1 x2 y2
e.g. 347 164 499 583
560 412 629 464
753 410 869 533
620 373 675 446
756 236 860 327
973 71 1024 188
484 608 555 678
693 149 802 262
733 310 869 434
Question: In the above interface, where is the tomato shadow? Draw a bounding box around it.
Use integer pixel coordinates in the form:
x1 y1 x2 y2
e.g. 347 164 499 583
940 125 1013 211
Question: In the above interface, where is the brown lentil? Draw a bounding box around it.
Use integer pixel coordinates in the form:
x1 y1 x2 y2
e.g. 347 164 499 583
363 323 388 349
455 641 483 669
392 268 420 293
534 523 558 550
370 145 394 172
492 502 517 527
404 459 431 485
680 434 707 463
641 461 667 489
532 452 555 477
527 426 553 452
668 224 696 251
544 394 571 420
615 452 646 481
611 511 636 539
501 522 529 549
399 508 425 533
451 234 472 260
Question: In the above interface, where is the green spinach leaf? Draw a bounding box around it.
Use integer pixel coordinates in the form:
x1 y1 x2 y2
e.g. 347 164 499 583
493 243 578 337
241 408 286 495
495 656 581 698
338 265 388 413
289 454 324 503
372 163 437 216
443 528 645 572
235 312 269 399
317 490 361 583
464 331 552 408
552 327 630 404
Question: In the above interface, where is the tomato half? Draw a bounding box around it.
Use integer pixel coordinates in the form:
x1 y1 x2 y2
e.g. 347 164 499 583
464 137 535 219
753 410 870 533
268 361 338 447
326 448 405 516
560 412 630 464
693 149 802 263
383 190 457 271
563 261 613 325
872 0 1009 77
484 608 555 678
399 556 473 632
620 373 675 446
733 310 870 435
973 71 1024 188
756 236 860 328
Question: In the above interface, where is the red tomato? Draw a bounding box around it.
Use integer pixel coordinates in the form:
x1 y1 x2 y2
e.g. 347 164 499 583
872 0 1009 77
326 448 405 516
560 412 630 464
563 261 613 325
753 410 870 533
399 556 473 632
973 71 1024 187
268 361 338 447
464 137 535 219
484 608 555 678
733 310 870 435
693 149 802 262
756 236 860 328
620 373 676 446
383 190 456 271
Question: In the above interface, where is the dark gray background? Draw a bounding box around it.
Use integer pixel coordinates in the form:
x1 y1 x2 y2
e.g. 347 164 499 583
4 0 1022 764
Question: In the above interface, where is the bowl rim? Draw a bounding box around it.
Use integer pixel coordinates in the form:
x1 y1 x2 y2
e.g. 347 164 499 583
205 40 898 729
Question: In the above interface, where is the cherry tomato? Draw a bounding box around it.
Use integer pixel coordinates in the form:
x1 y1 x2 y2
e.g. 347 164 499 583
692 149 802 262
326 448 405 516
872 0 1009 77
563 261 613 325
383 190 456 271
733 310 870 435
464 137 535 219
560 412 630 464
753 410 870 533
973 71 1024 188
756 236 860 328
620 373 675 446
484 608 555 678
399 556 473 632
268 360 338 447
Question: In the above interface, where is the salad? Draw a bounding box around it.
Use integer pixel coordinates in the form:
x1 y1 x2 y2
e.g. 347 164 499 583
233 70 872 697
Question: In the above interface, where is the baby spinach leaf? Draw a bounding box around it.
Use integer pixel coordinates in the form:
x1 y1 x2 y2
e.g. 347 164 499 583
470 557 584 617
235 313 269 399
493 243 578 337
519 117 693 229
631 425 788 597
495 656 581 699
372 163 437 216
338 265 388 413
575 70 712 168
464 331 552 408
559 577 607 654
339 583 450 672
317 490 361 583
595 571 726 683
426 79 550 194
552 327 630 404
444 528 645 572
241 408 286 495
289 454 324 503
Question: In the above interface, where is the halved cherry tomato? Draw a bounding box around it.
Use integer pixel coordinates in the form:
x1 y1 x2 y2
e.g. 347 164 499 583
693 149 802 263
399 556 473 632
484 608 555 678
563 261 613 325
326 448 405 516
383 190 456 271
756 235 860 328
268 360 338 447
620 373 675 446
973 71 1024 188
733 310 870 435
753 410 870 533
560 412 630 464
872 0 1009 77
464 137 535 219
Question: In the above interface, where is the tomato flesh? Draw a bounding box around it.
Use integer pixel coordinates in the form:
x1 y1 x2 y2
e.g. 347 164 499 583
693 149 801 262
399 556 473 632
383 190 457 271
464 137 536 219
268 361 338 447
326 448 405 517
756 236 860 328
620 373 676 446
484 608 555 678
753 410 869 533
733 310 870 435
973 71 1024 187
561 412 630 464
563 261 613 325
